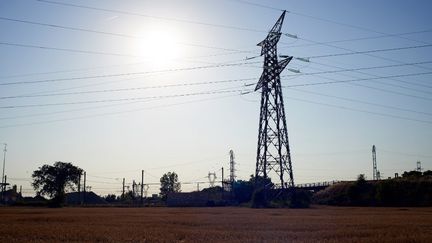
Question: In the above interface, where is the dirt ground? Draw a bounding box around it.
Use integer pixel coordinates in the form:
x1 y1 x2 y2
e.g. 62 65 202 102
0 206 431 242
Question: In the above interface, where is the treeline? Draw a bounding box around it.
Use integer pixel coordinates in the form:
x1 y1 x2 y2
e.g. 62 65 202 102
232 175 312 208
313 171 432 206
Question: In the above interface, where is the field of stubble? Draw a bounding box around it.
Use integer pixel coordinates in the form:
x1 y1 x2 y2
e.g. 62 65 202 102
0 206 431 242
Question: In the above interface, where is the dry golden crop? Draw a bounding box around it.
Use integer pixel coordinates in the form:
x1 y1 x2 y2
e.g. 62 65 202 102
0 206 431 242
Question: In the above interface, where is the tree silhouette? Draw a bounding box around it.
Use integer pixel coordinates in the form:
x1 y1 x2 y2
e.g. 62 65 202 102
32 161 83 207
160 172 181 200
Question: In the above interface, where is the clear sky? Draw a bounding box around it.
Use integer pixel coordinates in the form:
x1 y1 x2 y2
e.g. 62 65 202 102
1 0 431 196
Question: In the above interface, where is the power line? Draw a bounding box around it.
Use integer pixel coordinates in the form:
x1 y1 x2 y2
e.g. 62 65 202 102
0 88 244 109
0 77 256 100
283 72 432 101
225 0 283 11
0 41 142 58
305 44 432 59
283 96 432 125
228 0 430 45
287 10 430 45
379 149 432 158
287 88 432 117
2 70 431 122
0 92 240 128
2 60 431 94
312 60 432 90
0 61 148 80
312 61 432 94
305 62 432 100
281 29 432 49
0 60 260 86
35 0 267 33
0 16 251 53
297 35 432 76
0 99 152 120
3 15 431 82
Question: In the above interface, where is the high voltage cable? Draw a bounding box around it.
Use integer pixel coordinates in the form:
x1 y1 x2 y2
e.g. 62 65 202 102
228 0 430 45
2 16 431 81
0 89 244 109
35 0 266 33
281 29 432 49
287 88 432 117
0 61 148 80
0 61 260 86
225 0 283 11
2 38 431 83
1 58 430 88
0 41 253 61
2 69 431 119
0 16 249 53
283 72 432 101
26 0 432 75
305 44 432 59
308 61 432 96
284 96 432 125
297 35 432 74
0 93 240 128
0 60 428 100
287 11 430 45
2 40 430 64
308 59 432 94
0 42 142 58
1 84 431 128
312 60 432 90
379 149 432 158
0 77 256 99
282 71 432 89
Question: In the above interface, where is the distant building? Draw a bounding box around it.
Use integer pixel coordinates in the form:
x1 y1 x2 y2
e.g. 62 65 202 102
2 185 22 204
166 190 234 207
65 191 107 205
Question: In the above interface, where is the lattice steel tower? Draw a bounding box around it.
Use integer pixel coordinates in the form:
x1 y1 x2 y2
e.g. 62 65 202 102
255 11 294 188
372 145 377 180
229 150 236 183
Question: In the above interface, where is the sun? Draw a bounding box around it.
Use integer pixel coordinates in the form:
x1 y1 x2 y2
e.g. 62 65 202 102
133 27 183 66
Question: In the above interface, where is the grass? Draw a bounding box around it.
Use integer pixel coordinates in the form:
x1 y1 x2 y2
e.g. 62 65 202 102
0 206 431 242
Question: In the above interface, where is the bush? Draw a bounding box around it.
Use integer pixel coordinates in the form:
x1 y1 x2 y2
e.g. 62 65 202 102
251 188 268 208
287 189 312 208
313 175 432 207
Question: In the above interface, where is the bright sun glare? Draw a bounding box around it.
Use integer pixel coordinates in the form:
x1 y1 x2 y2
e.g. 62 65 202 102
134 27 183 66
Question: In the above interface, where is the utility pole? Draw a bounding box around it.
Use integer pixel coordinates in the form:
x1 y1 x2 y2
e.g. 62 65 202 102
1 143 7 196
229 150 236 191
83 171 86 205
19 185 22 196
372 145 377 180
221 167 224 189
254 11 294 188
132 180 135 199
78 172 81 204
197 182 200 191
122 178 125 199
141 170 144 206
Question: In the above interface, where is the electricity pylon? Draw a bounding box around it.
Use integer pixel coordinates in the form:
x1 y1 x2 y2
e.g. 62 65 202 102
372 145 377 180
255 10 294 188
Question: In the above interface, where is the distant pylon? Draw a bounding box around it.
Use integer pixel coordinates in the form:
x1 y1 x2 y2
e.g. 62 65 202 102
416 161 422 172
372 145 377 180
208 172 217 187
229 150 236 183
254 10 294 188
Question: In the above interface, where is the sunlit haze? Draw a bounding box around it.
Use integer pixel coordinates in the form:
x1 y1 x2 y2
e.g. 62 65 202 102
0 0 431 197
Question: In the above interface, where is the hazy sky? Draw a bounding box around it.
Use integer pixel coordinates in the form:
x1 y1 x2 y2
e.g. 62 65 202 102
1 0 431 196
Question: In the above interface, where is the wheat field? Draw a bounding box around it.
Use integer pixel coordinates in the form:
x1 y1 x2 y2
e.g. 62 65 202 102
0 206 431 242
